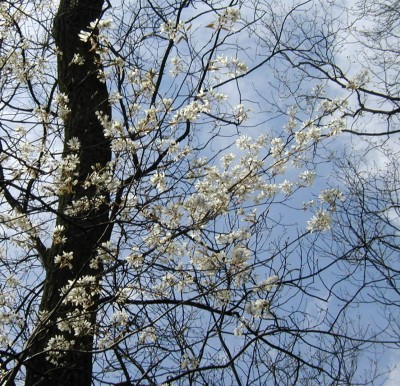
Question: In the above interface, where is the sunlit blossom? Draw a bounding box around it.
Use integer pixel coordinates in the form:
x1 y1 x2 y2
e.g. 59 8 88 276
307 210 332 232
45 335 75 365
54 251 73 269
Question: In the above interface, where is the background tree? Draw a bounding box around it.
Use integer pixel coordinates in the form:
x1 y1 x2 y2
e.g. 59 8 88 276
264 0 400 137
331 143 400 342
0 0 398 385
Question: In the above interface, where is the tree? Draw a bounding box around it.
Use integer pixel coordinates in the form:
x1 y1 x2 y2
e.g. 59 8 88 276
264 0 400 137
0 0 398 385
331 142 400 340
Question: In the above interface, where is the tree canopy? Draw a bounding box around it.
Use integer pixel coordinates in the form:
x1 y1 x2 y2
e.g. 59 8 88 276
0 0 399 385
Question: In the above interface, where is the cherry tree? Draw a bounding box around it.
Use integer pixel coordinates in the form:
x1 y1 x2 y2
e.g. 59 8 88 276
0 0 397 385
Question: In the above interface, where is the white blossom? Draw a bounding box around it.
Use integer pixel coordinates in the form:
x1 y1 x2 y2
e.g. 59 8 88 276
54 92 70 120
295 130 308 146
302 199 315 210
160 19 185 40
307 125 321 141
55 153 80 194
233 104 249 122
169 56 184 76
307 210 332 232
236 135 253 150
318 188 345 209
256 275 279 292
299 170 316 187
279 180 293 195
78 31 90 43
138 326 157 344
54 251 73 269
214 289 231 305
346 69 369 90
328 116 346 136
88 18 112 30
270 137 284 158
108 91 122 104
111 310 129 326
67 137 80 151
319 98 348 114
257 183 278 200
245 299 272 318
70 53 85 65
60 276 100 309
208 7 241 30
45 335 75 365
181 353 199 370
90 241 116 268
150 171 167 192
57 309 92 337
126 247 144 268
234 321 246 336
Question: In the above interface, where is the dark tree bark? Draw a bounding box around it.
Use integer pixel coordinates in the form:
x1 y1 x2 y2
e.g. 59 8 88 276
24 1 111 385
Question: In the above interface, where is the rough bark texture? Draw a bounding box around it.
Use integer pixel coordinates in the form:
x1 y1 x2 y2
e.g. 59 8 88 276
25 1 111 385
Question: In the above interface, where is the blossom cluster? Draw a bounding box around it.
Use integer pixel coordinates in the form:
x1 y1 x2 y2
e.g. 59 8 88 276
90 241 117 269
54 251 74 269
54 150 80 195
170 96 211 126
245 299 272 318
306 209 332 232
45 335 75 365
209 55 248 79
54 93 70 121
60 276 100 309
307 188 345 232
78 18 113 56
318 188 345 209
0 277 24 348
207 7 241 30
57 309 92 337
346 69 370 90
160 19 186 40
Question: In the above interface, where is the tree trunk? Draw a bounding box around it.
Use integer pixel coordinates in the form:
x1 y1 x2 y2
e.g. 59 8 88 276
25 1 111 385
